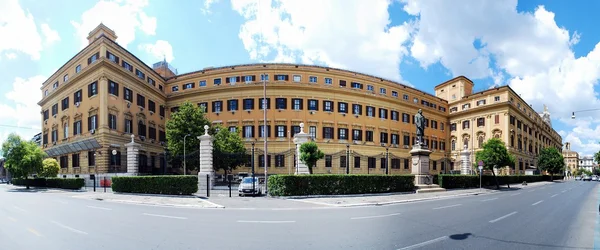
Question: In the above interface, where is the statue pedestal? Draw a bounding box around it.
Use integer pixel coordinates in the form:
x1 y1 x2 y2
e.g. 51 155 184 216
460 147 471 175
410 144 432 185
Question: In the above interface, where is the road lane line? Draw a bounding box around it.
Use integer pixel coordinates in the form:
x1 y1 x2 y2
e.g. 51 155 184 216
561 190 567 193
510 193 521 196
482 198 498 202
27 228 42 237
489 211 517 223
528 189 536 192
7 216 16 222
87 205 112 211
397 236 449 250
531 200 544 206
142 213 187 220
13 206 27 213
551 194 559 198
350 213 401 220
433 204 462 210
237 220 296 223
51 221 88 235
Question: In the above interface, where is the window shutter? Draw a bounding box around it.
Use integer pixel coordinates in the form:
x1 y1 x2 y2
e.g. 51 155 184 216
299 99 303 110
115 82 119 96
314 100 319 111
252 75 256 81
251 126 255 137
236 76 241 82
87 57 91 65
87 116 91 131
88 84 92 97
284 75 289 81
212 102 216 112
226 77 230 83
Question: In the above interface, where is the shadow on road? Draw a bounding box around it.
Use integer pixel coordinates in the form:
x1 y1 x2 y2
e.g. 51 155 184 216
448 233 592 249
6 187 86 193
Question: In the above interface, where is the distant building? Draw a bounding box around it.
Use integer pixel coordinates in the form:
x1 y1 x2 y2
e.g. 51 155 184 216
31 132 42 146
562 142 579 176
579 156 594 173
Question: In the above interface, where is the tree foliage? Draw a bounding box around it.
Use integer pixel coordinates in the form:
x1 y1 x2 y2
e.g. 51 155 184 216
1 133 46 187
40 158 60 178
537 147 565 179
300 141 325 174
475 138 515 189
594 150 600 165
212 125 248 173
165 101 212 173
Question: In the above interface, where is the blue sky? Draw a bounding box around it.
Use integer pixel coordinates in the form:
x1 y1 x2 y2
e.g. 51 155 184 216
2 0 600 156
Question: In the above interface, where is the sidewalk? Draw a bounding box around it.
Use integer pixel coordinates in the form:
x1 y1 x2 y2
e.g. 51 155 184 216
283 180 558 207
71 192 225 208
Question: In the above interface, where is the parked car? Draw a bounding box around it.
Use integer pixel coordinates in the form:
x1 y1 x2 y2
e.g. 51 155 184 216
575 176 582 181
583 175 592 181
238 177 262 196
593 176 599 181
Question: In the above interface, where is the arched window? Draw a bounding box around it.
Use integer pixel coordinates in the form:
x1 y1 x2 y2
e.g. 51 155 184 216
478 136 484 148
63 123 69 138
510 135 514 147
451 140 456 151
138 120 146 137
463 138 469 149
494 134 500 139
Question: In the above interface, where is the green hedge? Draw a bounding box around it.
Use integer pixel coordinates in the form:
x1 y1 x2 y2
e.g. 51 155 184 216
12 177 84 190
268 174 415 196
111 176 198 195
438 174 563 189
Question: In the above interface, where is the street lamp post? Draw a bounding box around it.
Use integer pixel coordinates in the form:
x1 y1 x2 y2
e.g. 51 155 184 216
572 108 600 119
183 134 191 176
111 150 117 172
251 142 255 196
346 144 350 174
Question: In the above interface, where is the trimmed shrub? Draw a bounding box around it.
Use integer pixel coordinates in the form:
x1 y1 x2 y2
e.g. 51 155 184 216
112 176 198 195
267 174 415 196
438 174 560 189
11 177 84 190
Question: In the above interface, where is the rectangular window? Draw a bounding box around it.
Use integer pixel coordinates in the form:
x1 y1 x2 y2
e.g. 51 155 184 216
366 131 373 142
259 98 270 110
124 119 133 133
351 82 363 89
338 102 348 113
260 74 269 81
402 113 410 123
149 127 156 140
258 155 271 168
229 126 237 133
292 98 303 110
495 115 500 124
73 120 82 135
366 106 375 117
477 118 485 127
379 108 387 119
380 88 386 95
309 126 316 139
52 81 59 90
275 155 285 168
325 78 332 85
368 157 376 169
259 125 271 138
43 110 49 120
380 132 388 143
135 69 146 79
391 111 399 121
227 99 239 111
352 104 362 115
338 128 348 140
292 75 301 82
392 91 398 97
324 101 333 112
198 102 208 112
137 94 145 108
183 82 194 89
291 126 301 137
275 74 288 81
88 81 98 97
354 157 361 168
138 121 146 137
76 65 81 73
88 52 99 65
212 101 223 113
198 80 207 87
352 129 362 141
325 155 332 168
323 127 334 139
160 105 165 117
340 156 347 168
147 77 155 86
106 51 119 64
309 76 317 83
63 74 69 83
214 78 222 85
74 90 82 103
227 76 238 84
122 60 133 72
308 99 318 111
88 115 97 131
108 80 119 96
52 104 58 116
244 75 254 82
276 125 286 138
339 80 346 87
61 97 69 110
243 98 254 110
149 100 155 113
88 151 95 166
243 126 254 138
494 96 500 102
275 98 287 109
451 123 457 131
108 114 117 129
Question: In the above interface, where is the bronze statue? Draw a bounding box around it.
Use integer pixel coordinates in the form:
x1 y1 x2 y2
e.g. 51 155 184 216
415 109 425 146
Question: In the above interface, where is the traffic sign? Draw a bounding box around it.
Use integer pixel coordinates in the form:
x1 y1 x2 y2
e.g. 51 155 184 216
478 166 483 171
478 160 484 166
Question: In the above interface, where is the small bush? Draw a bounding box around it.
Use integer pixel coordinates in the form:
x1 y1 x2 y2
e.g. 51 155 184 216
267 174 415 196
112 175 198 195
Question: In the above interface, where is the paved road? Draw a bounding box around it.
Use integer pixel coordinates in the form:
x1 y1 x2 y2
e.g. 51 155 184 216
0 180 597 250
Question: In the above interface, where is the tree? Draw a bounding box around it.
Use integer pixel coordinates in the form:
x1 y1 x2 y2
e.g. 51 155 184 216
1 133 46 188
537 147 565 181
475 138 515 189
212 125 248 174
594 150 600 165
40 158 60 177
165 101 212 173
299 141 325 174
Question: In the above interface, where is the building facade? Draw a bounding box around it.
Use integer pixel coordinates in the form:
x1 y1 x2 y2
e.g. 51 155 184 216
38 24 562 178
562 142 579 176
579 156 594 173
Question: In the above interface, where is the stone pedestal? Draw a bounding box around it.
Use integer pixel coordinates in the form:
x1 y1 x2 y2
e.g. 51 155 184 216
125 134 140 175
197 125 214 190
410 144 432 185
460 146 471 175
293 123 311 174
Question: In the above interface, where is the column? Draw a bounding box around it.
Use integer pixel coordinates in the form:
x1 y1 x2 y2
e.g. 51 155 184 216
197 125 215 189
460 144 471 175
98 74 108 131
293 123 311 174
125 134 140 175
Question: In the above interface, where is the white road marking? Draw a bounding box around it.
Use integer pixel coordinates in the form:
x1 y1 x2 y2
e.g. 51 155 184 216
51 221 88 235
551 194 559 198
531 200 544 206
237 220 296 223
142 213 187 220
397 236 449 250
27 228 42 237
13 206 27 213
510 193 521 196
350 213 401 220
561 190 567 193
489 211 517 223
528 189 536 192
433 204 462 210
481 198 498 202
87 205 112 211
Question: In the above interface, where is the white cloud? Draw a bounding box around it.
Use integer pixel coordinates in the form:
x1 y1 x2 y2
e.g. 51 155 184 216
138 40 175 63
201 0 221 15
0 75 45 145
70 0 157 49
5 53 17 60
0 0 60 60
402 0 600 155
230 0 414 83
41 23 61 46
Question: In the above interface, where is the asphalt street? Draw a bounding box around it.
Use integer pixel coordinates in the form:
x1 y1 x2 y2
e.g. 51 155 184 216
0 180 598 250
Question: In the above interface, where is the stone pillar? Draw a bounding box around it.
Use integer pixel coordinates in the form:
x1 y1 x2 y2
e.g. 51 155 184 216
125 134 140 175
410 144 432 185
293 123 311 174
460 145 471 175
197 125 215 190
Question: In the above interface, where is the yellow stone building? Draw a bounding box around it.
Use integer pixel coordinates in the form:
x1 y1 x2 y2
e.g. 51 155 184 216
38 24 562 178
562 142 579 176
